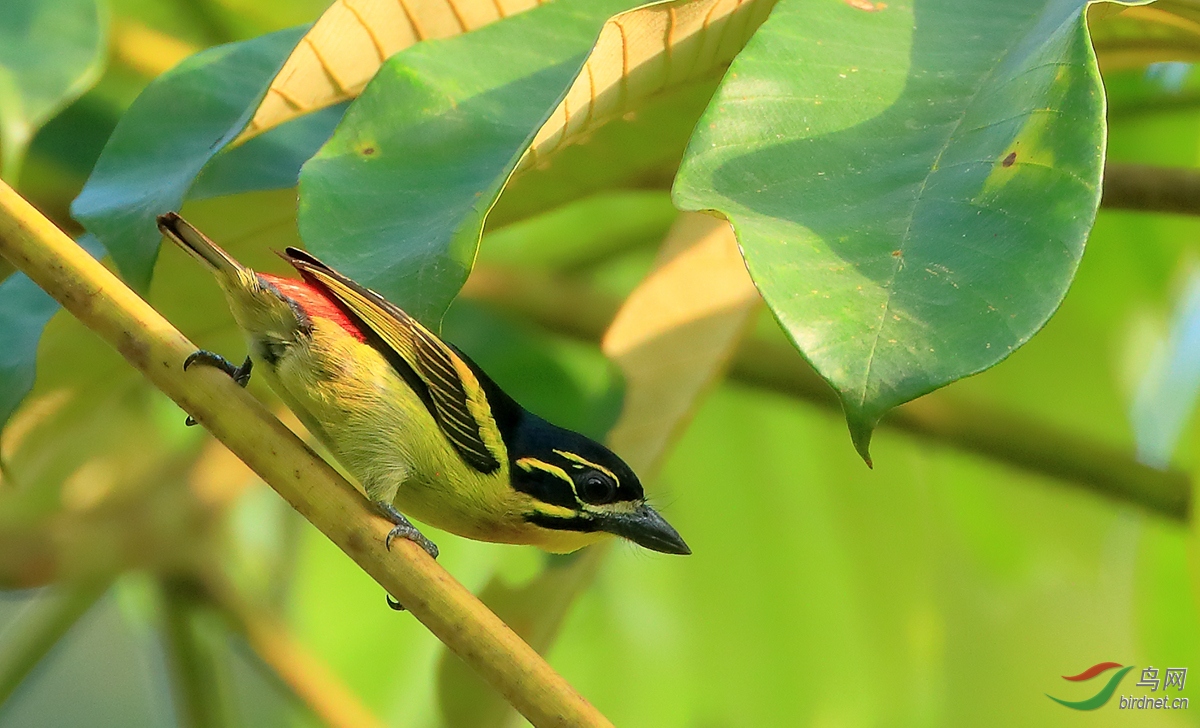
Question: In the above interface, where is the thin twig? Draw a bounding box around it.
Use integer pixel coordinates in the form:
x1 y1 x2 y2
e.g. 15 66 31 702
462 267 1192 521
1101 163 1200 216
199 570 386 728
0 181 612 728
158 576 232 728
0 577 109 709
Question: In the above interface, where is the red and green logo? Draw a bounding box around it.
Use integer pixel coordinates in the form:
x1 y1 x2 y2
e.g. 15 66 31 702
1048 662 1134 710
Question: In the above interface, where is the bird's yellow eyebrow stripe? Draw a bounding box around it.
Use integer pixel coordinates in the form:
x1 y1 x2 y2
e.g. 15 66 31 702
552 449 619 483
515 457 576 488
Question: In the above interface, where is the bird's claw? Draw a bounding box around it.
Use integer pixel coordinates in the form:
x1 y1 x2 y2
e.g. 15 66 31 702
385 523 439 559
182 350 253 426
376 500 438 559
375 500 438 612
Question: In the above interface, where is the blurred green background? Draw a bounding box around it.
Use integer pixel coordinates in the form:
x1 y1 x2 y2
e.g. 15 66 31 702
1 0 1199 727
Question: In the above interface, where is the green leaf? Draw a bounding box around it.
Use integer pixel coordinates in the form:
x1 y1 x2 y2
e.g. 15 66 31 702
299 0 639 326
0 0 108 183
0 235 104 433
486 76 720 230
299 0 770 327
674 0 1106 460
190 103 346 200
71 26 305 292
0 275 60 433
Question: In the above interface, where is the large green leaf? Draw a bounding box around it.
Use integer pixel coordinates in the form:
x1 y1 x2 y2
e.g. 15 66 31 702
299 0 772 326
0 0 108 184
486 76 720 230
674 0 1107 460
190 103 346 200
71 27 304 292
299 0 639 326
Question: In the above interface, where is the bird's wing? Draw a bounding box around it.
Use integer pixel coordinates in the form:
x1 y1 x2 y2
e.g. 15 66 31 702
284 248 504 474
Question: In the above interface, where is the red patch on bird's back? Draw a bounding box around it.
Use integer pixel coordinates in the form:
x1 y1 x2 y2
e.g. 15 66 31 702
260 274 367 343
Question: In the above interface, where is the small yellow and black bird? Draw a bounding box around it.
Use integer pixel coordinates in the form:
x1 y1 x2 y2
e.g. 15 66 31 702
157 212 690 569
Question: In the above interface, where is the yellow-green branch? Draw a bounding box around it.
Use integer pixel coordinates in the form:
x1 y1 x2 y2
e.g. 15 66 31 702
0 181 611 728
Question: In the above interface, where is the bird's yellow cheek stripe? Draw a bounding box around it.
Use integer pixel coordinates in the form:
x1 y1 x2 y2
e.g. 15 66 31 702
530 502 579 520
515 457 576 491
552 449 619 484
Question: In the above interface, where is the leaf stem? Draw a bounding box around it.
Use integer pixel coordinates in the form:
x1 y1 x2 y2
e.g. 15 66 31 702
0 578 109 709
462 268 1191 521
0 181 612 728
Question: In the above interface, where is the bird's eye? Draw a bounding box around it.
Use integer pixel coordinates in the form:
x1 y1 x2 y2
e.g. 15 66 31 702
579 472 617 504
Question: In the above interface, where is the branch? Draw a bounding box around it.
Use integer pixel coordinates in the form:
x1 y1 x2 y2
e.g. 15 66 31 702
437 547 609 728
1102 163 1200 216
0 182 611 728
462 268 1191 522
0 577 109 708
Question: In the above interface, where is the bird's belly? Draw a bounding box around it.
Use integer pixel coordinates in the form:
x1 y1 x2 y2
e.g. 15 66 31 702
255 324 518 540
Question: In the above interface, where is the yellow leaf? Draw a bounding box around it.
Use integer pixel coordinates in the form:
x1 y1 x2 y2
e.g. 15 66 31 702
516 0 776 176
603 212 760 475
238 0 548 143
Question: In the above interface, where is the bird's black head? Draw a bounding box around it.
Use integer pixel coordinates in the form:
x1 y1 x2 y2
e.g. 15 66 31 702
450 344 689 555
508 416 690 555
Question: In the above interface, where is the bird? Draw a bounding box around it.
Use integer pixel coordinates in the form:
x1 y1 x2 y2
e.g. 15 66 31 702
156 212 690 574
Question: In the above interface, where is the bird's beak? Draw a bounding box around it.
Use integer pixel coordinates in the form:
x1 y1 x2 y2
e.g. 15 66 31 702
601 503 691 555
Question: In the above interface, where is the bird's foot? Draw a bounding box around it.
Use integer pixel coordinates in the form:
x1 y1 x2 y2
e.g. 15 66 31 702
375 500 438 558
182 351 253 426
375 500 438 612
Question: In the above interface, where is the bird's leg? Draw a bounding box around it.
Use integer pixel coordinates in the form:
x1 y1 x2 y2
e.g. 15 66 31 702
182 351 253 426
375 500 438 612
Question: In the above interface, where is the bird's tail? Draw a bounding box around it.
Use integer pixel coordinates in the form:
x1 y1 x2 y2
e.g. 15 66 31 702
157 212 247 282
157 211 306 346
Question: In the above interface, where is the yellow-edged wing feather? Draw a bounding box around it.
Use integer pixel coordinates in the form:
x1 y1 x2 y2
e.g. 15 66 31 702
283 247 505 474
